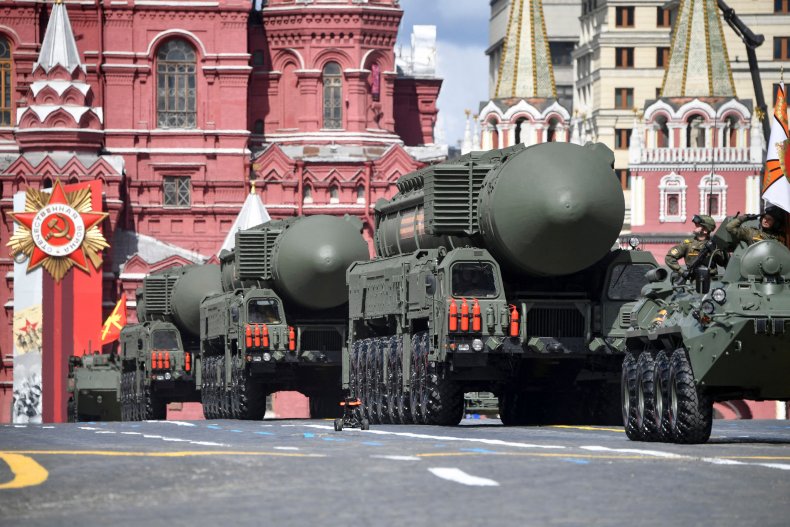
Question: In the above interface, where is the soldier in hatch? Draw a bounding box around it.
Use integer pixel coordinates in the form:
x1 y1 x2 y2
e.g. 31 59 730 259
665 214 727 276
725 206 787 246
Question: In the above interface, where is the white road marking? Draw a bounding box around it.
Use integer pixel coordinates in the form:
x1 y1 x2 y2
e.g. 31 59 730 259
14 425 27 428
143 435 164 439
428 468 499 487
372 455 421 461
581 446 683 459
584 445 790 472
95 431 116 435
757 463 790 471
190 441 228 447
120 432 142 436
274 446 299 451
41 426 55 429
148 420 196 427
161 437 191 443
79 427 101 431
302 424 565 450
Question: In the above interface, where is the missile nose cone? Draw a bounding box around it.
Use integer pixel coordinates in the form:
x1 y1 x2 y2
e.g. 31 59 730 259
316 244 342 273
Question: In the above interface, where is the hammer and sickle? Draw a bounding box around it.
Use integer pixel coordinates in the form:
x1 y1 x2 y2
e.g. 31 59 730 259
45 213 72 241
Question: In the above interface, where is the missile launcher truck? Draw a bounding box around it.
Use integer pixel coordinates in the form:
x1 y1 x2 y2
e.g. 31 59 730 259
120 264 222 420
67 351 122 422
200 215 370 419
621 222 790 444
344 142 658 426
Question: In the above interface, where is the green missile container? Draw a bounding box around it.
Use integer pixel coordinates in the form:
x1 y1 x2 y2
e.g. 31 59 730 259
374 142 623 276
221 215 370 310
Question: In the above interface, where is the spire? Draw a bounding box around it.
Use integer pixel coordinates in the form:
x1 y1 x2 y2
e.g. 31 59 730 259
661 0 735 98
461 110 473 154
218 191 272 254
34 0 84 74
494 0 556 99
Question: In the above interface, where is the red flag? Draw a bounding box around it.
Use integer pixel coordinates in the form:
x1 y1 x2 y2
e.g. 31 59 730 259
101 293 127 345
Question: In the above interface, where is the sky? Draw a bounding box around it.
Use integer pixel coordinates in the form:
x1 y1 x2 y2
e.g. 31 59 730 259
396 0 490 149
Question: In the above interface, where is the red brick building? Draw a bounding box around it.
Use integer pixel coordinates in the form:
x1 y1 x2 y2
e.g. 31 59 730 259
0 0 444 421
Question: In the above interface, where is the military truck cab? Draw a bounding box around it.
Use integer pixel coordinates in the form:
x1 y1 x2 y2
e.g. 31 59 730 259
119 321 199 421
67 352 122 422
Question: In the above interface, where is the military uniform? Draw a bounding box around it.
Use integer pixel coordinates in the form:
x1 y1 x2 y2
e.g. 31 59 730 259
665 238 726 274
725 217 787 246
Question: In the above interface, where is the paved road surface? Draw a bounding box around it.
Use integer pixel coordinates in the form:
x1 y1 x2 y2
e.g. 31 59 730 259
1 419 789 526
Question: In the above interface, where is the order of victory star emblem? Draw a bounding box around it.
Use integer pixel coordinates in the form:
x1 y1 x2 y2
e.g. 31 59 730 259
7 179 109 282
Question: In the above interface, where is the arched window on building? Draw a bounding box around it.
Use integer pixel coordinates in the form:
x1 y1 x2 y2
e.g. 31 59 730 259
722 115 739 147
488 118 499 149
356 185 365 204
323 62 342 129
157 39 197 129
329 185 340 204
0 36 12 127
546 118 559 142
659 172 687 223
369 62 381 102
303 184 313 204
515 117 528 144
686 114 706 148
699 174 727 220
654 115 669 148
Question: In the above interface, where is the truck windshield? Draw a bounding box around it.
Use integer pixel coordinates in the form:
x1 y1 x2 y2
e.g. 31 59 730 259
451 262 498 297
152 330 180 350
607 264 655 301
248 299 281 324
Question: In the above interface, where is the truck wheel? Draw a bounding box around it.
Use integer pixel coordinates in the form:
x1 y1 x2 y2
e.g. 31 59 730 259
636 352 660 441
334 418 343 431
237 365 265 420
653 351 672 441
201 356 213 420
361 419 370 431
360 339 372 422
385 336 399 424
377 337 391 424
369 339 382 425
499 390 528 426
622 352 643 440
425 363 463 426
120 372 128 421
67 398 77 423
409 333 427 424
145 384 167 421
668 349 712 444
394 336 412 424
217 355 230 419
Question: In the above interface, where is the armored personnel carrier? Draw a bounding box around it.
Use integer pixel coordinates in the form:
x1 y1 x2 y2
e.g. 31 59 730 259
344 142 658 426
67 351 121 422
120 265 221 420
200 215 369 419
621 226 790 443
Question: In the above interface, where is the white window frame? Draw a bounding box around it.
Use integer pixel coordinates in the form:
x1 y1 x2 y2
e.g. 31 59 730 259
698 173 727 221
659 172 686 223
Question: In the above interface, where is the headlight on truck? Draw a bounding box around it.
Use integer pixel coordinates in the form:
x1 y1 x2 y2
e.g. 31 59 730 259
700 300 715 315
472 339 484 351
711 288 726 304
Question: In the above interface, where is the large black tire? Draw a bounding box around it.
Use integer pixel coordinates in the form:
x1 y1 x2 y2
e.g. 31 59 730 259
67 398 77 423
237 363 265 420
218 355 231 419
622 352 643 440
409 333 427 424
424 362 463 426
361 339 373 422
120 372 129 421
667 349 712 444
201 356 214 420
145 384 167 421
376 337 391 424
369 339 383 425
394 336 412 424
653 351 672 442
636 352 660 441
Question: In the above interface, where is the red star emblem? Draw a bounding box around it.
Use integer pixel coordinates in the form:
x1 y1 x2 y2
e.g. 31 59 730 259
9 180 107 274
21 319 38 334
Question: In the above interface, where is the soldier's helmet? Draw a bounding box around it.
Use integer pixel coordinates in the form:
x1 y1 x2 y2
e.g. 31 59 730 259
692 214 716 232
762 206 786 229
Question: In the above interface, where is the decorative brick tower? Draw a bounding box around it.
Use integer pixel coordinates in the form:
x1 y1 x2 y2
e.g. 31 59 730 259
0 1 123 422
628 0 763 260
248 0 445 240
472 0 570 153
